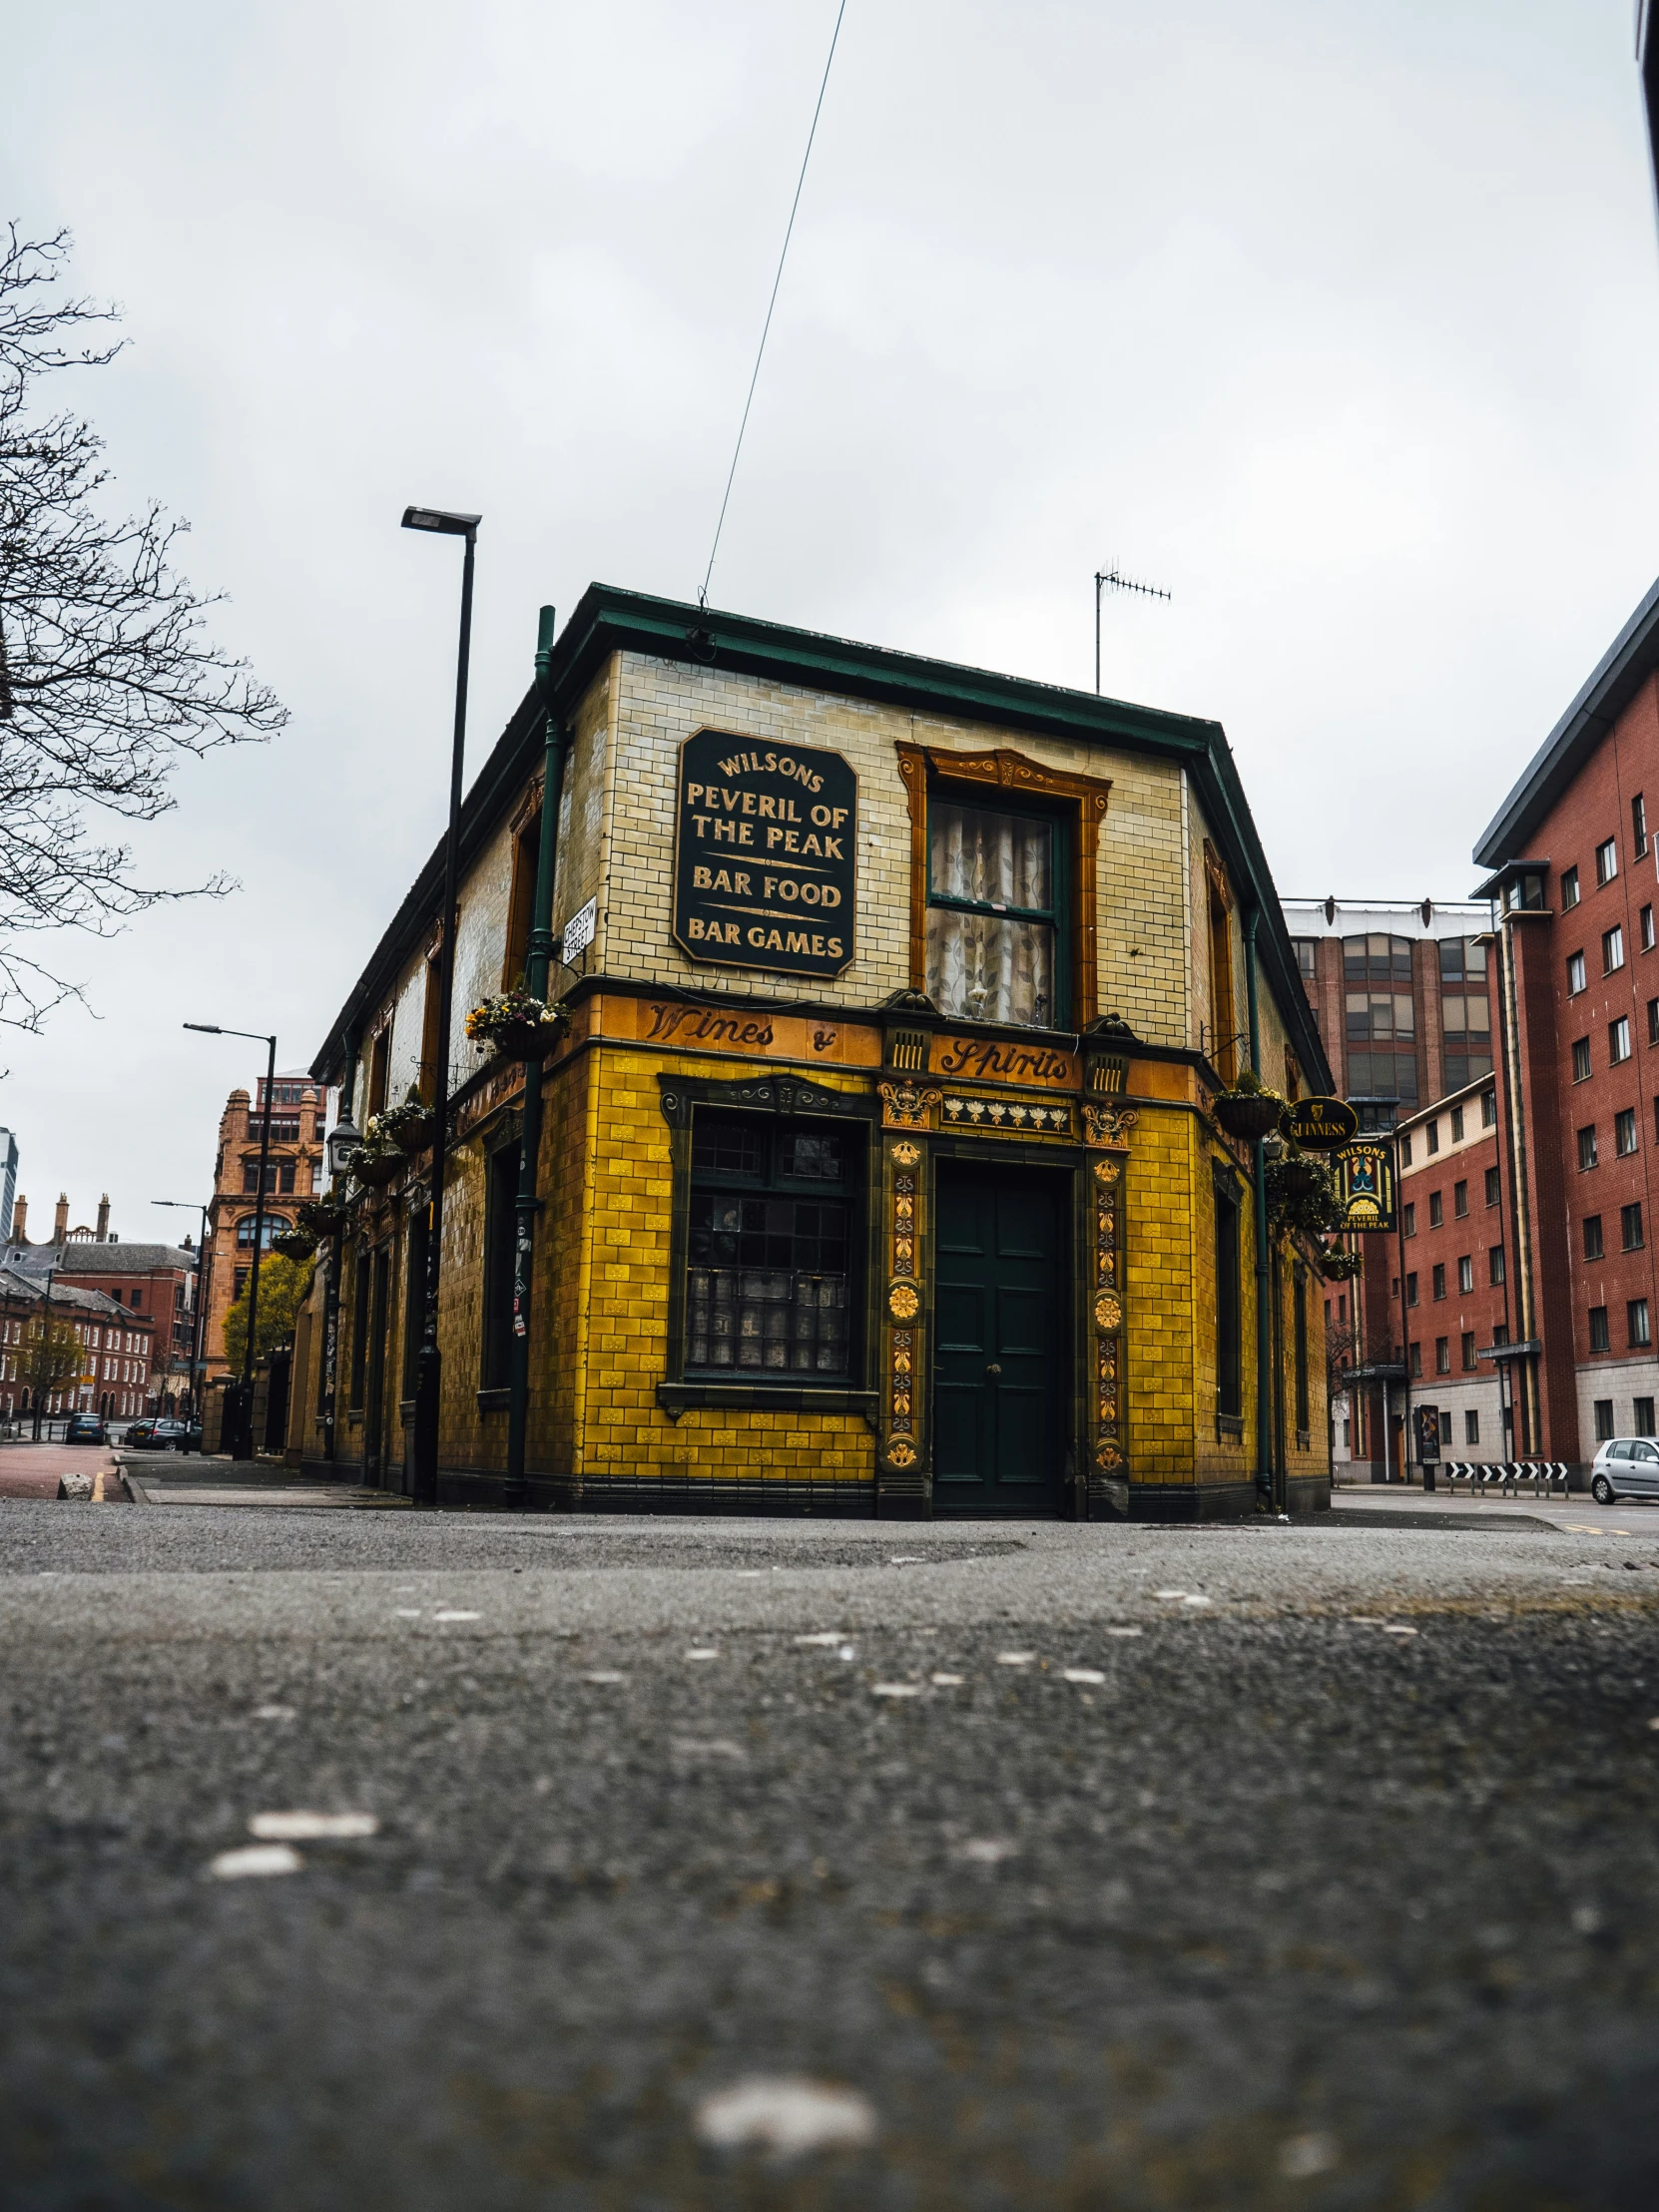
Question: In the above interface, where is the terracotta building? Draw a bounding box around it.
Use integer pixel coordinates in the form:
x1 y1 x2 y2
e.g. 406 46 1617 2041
202 1073 329 1388
1470 573 1659 1472
289 585 1331 1520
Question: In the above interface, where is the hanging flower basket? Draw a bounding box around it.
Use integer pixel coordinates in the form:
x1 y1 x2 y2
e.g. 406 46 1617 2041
348 1142 404 1190
464 989 571 1062
1320 1247 1363 1282
371 1092 436 1156
1277 1159 1322 1202
294 1194 347 1241
1214 1077 1287 1142
273 1229 318 1263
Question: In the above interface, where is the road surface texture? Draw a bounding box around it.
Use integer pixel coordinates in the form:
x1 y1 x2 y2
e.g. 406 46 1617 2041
3 1498 1659 2209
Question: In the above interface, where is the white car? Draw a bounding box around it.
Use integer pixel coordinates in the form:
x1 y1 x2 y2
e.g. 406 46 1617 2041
1589 1436 1659 1503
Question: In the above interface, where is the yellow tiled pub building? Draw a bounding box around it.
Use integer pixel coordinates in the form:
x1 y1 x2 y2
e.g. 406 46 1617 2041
294 587 1332 1518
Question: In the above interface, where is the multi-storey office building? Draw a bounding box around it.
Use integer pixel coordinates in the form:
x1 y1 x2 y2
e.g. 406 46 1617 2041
1281 898 1495 1110
1471 573 1659 1470
293 586 1331 1519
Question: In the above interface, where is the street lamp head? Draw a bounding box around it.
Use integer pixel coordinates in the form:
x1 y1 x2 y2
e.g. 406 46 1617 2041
402 506 481 538
183 1022 222 1034
325 1108 363 1184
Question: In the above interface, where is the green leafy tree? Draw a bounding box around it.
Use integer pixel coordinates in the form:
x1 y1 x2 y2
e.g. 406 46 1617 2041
24 1313 85 1436
223 1254 313 1373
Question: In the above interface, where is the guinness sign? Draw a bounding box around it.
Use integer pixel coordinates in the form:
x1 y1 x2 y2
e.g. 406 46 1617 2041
672 729 857 980
1282 1096 1359 1151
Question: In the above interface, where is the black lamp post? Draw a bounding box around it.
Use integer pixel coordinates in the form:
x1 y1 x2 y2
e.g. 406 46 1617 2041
401 503 480 1508
186 1024 277 1458
151 1200 211 1431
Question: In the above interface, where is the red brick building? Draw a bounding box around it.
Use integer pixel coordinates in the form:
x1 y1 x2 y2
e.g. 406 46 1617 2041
5 1199 194 1413
202 1073 330 1387
1472 573 1659 1473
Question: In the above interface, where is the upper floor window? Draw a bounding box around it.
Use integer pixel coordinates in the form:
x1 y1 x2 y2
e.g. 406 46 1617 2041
1604 925 1626 975
1636 793 1649 861
1450 1106 1464 1140
1344 935 1416 1098
1453 1178 1468 1217
1572 1037 1592 1082
1425 1119 1440 1155
1428 1190 1443 1228
1484 1165 1500 1206
1611 1016 1632 1065
1292 938 1318 980
1643 905 1656 954
1567 951 1586 995
927 800 1065 1029
1401 1202 1415 1238
235 1214 290 1249
1560 865 1580 909
1481 1089 1497 1128
1596 837 1619 887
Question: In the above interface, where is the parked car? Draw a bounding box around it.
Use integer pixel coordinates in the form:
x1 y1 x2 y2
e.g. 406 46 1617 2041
1589 1437 1659 1503
64 1412 106 1445
125 1417 201 1453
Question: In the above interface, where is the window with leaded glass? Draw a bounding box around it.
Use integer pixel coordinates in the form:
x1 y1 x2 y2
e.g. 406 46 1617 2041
925 798 1067 1028
686 1115 856 1378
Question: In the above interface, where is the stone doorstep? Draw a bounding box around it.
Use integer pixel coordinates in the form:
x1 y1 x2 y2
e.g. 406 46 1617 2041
132 1483 398 1509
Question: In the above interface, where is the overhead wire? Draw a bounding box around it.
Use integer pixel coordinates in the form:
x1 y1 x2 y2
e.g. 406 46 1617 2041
698 0 847 610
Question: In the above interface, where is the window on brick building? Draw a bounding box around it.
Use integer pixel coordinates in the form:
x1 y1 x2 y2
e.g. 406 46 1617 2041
1438 939 1492 1087
481 1140 522 1390
1624 1202 1645 1252
1458 1255 1474 1294
1428 1191 1443 1228
1631 1299 1651 1350
1431 1262 1446 1301
1454 1179 1468 1217
1409 1342 1422 1378
1489 1245 1506 1286
1560 865 1580 908
1604 925 1626 974
685 1114 855 1379
1573 1037 1592 1082
1401 1202 1415 1238
1617 1107 1638 1156
1435 1336 1450 1375
1650 1001 1659 1049
1636 793 1649 860
365 1026 389 1121
1589 1306 1611 1354
1344 933 1417 1102
1568 950 1586 994
1292 938 1318 980
1597 837 1619 886
1481 1088 1497 1127
1578 1124 1599 1170
1449 1105 1464 1140
1636 1396 1657 1438
1611 1017 1632 1065
1594 1397 1615 1440
1584 1214 1604 1261
1465 1408 1480 1445
1644 906 1656 954
235 1214 288 1248
1400 1134 1413 1166
1425 1120 1439 1155
1405 1272 1418 1307
1461 1331 1476 1372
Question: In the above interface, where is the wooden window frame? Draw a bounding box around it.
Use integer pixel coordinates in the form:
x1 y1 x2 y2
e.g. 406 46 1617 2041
500 781 544 990
895 743 1111 1029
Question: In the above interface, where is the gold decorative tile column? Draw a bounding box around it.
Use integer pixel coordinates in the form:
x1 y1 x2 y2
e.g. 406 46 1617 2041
1084 1104 1136 1515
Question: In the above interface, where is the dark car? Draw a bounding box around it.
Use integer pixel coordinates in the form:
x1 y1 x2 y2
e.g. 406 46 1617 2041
126 1418 200 1453
122 1418 162 1448
64 1412 106 1444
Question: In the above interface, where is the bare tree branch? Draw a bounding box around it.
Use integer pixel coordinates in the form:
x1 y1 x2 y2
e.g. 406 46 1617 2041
0 224 286 1030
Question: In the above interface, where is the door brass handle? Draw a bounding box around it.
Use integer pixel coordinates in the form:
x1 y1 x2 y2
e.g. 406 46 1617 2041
985 1363 1002 1376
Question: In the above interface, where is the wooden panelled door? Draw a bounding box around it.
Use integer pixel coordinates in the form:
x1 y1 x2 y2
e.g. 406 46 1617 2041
933 1163 1066 1513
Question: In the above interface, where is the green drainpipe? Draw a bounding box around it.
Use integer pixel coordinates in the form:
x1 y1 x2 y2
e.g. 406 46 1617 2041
1244 907 1275 1510
504 606 568 1510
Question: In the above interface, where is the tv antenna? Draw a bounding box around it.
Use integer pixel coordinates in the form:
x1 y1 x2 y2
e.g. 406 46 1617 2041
1094 565 1171 694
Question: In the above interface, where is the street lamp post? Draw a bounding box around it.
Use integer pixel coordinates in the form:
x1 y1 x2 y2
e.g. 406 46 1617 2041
152 1200 211 1433
401 503 480 1508
186 1024 277 1458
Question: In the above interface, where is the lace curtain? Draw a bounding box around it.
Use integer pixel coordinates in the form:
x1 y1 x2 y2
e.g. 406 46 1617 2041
926 802 1054 1026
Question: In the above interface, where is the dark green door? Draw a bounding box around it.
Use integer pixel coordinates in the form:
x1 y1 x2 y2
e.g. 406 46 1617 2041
933 1164 1066 1512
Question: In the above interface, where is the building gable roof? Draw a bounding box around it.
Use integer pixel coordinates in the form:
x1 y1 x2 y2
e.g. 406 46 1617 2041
311 583 1330 1091
1472 573 1659 872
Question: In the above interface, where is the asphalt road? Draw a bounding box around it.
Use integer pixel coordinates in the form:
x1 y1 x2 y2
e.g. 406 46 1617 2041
4 1500 1659 2210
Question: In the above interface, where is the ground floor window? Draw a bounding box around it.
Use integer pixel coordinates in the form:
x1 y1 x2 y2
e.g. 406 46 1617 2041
1464 1408 1479 1445
1213 1181 1242 1416
1635 1395 1656 1437
1594 1398 1615 1441
686 1114 853 1376
482 1142 522 1390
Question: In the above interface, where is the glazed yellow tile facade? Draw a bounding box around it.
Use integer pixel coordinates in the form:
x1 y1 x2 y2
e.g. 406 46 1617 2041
296 586 1332 1519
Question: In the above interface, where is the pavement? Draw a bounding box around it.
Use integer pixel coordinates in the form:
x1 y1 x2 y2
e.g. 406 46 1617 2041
0 1438 122 1501
3 1494 1658 2209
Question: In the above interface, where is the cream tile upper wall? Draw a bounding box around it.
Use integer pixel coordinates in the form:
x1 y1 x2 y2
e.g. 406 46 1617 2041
1187 783 1308 1088
580 652 1194 1042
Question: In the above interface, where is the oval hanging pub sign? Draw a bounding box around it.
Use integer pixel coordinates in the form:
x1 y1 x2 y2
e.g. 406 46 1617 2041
673 729 857 980
1281 1096 1359 1151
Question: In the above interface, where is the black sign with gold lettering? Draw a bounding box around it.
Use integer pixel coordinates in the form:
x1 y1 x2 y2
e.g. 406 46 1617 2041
1282 1096 1360 1151
673 729 857 979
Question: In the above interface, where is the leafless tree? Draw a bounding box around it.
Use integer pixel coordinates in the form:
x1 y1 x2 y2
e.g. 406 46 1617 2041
0 225 286 1030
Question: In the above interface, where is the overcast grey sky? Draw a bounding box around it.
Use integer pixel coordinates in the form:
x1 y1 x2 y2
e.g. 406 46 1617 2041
3 0 1656 1238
